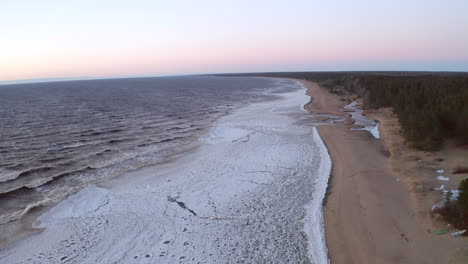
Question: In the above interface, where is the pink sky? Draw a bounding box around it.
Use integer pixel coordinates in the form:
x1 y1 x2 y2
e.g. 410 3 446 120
1 0 467 83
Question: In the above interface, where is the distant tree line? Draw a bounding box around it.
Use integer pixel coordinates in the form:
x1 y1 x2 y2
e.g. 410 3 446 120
354 75 468 150
218 72 468 151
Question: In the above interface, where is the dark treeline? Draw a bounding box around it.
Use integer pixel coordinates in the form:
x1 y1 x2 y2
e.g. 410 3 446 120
216 72 468 151
355 75 468 150
215 71 468 81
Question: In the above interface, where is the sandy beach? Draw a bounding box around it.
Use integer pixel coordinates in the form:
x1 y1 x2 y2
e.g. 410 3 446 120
301 80 467 264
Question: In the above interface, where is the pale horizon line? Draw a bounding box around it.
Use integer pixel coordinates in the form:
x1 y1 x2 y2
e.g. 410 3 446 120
1 70 467 86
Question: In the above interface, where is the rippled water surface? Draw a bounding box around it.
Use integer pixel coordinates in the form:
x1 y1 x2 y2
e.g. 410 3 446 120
0 76 298 224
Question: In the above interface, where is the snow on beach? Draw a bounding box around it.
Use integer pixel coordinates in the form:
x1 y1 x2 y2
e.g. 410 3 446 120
343 101 380 139
0 84 331 263
433 169 461 202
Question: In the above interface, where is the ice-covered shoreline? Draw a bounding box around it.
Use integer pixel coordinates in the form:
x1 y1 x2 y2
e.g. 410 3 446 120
1 82 332 263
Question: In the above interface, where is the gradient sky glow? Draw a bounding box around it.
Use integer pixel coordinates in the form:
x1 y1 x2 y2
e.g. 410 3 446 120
1 0 468 82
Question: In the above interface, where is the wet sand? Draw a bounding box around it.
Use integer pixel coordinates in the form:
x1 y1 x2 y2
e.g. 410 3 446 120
301 80 467 264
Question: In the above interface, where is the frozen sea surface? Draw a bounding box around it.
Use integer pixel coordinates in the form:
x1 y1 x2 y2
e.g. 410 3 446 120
0 76 291 225
0 84 331 263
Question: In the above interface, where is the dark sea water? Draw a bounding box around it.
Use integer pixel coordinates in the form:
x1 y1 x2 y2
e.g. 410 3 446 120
0 76 298 224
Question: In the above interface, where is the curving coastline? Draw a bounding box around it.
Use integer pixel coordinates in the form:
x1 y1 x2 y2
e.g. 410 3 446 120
304 127 332 264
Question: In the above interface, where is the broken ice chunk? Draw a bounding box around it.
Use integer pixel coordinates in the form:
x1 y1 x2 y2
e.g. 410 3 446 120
436 176 449 181
450 190 460 200
451 230 466 237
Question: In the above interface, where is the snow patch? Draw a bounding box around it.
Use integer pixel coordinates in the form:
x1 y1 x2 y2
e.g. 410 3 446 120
451 230 466 237
436 176 449 181
345 101 380 139
450 190 460 200
368 124 380 139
